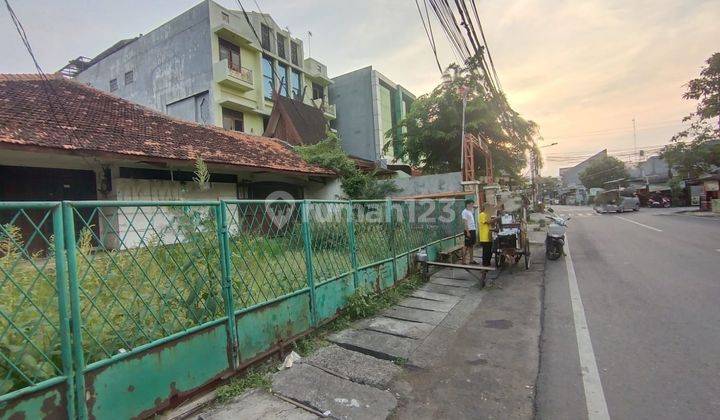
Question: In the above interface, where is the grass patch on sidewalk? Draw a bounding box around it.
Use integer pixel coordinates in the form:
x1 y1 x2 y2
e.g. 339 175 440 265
215 362 274 403
213 273 427 403
293 273 426 356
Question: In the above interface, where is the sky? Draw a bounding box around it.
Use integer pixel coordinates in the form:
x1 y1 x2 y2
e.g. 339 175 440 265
2 0 718 176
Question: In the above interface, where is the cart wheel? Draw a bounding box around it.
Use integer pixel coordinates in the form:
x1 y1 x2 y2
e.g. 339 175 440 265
496 253 505 268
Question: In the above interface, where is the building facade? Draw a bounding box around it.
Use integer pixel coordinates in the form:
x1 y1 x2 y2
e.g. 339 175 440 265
559 149 608 187
329 66 415 164
73 0 334 136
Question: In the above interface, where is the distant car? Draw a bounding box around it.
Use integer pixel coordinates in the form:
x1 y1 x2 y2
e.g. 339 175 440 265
594 190 640 213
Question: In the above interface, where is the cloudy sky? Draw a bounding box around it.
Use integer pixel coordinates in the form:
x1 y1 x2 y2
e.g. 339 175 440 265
2 0 718 175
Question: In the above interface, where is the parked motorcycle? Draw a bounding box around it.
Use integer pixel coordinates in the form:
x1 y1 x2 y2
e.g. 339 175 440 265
545 210 569 260
648 197 671 208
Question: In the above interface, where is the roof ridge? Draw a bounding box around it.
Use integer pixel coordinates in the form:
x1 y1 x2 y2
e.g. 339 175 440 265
51 75 300 148
0 73 63 81
0 74 334 176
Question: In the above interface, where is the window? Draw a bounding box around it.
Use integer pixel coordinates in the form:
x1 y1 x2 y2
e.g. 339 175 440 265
262 55 274 100
221 11 229 23
291 69 301 99
261 24 271 50
219 38 241 71
109 78 118 92
222 108 244 132
312 82 324 100
290 42 299 65
278 64 289 97
124 70 133 85
277 34 286 59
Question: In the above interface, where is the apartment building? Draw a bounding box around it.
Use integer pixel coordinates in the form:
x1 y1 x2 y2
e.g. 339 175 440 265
329 66 415 164
70 0 334 136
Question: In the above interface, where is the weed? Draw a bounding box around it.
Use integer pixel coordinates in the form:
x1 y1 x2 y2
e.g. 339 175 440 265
393 357 408 366
215 363 273 403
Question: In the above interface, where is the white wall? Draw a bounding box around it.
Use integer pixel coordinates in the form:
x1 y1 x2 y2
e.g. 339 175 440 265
304 178 343 200
111 178 237 249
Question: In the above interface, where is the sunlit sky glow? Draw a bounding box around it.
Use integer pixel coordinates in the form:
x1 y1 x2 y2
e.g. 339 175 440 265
2 0 718 176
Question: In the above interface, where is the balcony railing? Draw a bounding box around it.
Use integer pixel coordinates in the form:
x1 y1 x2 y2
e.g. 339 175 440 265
227 62 253 84
214 59 254 91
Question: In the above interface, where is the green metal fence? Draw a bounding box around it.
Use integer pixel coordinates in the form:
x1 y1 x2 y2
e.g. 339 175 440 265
0 198 466 419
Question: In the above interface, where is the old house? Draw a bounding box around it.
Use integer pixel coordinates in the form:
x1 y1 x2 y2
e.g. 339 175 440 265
0 74 338 249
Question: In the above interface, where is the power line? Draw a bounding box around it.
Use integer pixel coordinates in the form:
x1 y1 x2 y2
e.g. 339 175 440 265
548 119 684 141
415 0 442 73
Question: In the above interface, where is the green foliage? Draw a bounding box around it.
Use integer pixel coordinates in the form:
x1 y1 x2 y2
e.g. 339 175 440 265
668 176 685 206
579 156 630 189
537 176 561 193
193 156 210 191
216 364 273 403
296 133 356 177
296 133 400 199
683 52 720 124
1 199 460 395
663 52 720 177
661 139 720 179
394 61 538 185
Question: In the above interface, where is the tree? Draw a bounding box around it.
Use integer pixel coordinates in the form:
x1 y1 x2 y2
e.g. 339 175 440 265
537 176 561 194
683 52 720 130
661 52 720 176
579 156 629 189
394 59 538 185
296 133 399 199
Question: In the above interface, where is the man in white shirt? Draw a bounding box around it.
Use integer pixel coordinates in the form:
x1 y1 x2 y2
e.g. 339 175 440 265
461 198 477 264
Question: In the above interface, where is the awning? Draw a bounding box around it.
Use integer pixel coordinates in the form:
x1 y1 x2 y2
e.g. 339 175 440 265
648 184 670 192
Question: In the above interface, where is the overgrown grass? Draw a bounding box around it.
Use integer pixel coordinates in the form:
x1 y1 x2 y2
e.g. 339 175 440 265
1 201 453 395
215 362 274 404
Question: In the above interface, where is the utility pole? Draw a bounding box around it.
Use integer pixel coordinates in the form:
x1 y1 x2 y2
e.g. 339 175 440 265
458 85 469 169
632 117 637 165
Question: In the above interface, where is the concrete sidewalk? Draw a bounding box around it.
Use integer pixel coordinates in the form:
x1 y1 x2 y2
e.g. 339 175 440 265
194 247 545 420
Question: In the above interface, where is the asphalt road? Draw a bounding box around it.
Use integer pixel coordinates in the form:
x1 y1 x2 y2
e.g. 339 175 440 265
536 205 720 420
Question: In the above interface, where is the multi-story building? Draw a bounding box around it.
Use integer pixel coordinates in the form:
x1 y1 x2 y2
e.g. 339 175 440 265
329 67 415 164
70 0 334 136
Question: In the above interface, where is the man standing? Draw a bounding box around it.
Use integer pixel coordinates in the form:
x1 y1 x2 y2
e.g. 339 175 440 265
478 204 493 266
461 199 477 265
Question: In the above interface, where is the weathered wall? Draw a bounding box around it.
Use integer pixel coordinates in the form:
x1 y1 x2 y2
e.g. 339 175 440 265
76 1 213 124
559 149 607 187
329 67 376 161
305 178 344 200
392 172 462 197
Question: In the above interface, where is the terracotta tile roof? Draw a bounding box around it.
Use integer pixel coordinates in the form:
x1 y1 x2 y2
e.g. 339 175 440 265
0 74 334 176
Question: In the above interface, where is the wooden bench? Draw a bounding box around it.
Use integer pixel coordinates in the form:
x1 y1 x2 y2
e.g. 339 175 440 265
439 244 464 263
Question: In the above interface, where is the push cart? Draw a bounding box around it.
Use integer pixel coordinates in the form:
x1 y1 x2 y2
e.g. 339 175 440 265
492 212 530 270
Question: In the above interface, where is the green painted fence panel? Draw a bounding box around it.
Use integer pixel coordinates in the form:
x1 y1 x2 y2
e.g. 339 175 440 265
84 323 230 420
395 254 409 280
234 293 312 363
0 381 68 420
356 265 379 293
1 199 466 419
314 274 355 322
379 261 394 290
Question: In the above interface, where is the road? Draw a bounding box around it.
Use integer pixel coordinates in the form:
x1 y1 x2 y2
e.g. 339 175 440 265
536 205 720 420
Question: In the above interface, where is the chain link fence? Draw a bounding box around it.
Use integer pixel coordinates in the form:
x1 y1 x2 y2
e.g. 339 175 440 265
1 198 465 418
